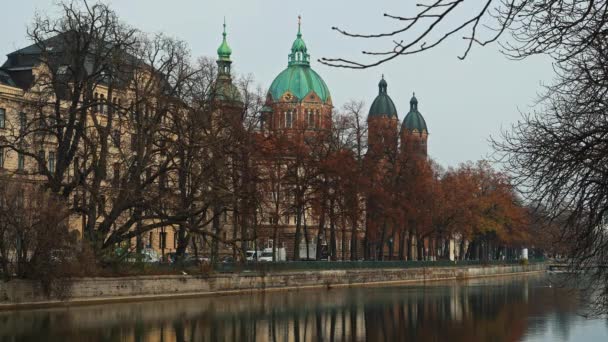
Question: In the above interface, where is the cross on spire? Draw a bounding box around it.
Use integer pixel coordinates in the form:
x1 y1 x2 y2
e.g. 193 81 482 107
297 15 302 36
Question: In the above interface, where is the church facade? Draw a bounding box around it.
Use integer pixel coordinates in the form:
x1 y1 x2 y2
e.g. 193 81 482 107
214 19 432 260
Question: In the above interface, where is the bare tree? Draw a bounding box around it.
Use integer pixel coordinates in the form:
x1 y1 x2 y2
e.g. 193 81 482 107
494 35 608 314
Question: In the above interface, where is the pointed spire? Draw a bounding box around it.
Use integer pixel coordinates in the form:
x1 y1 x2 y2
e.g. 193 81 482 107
297 15 302 38
223 17 227 38
217 18 232 61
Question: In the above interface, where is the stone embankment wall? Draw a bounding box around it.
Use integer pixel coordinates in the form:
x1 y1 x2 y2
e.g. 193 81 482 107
0 263 545 309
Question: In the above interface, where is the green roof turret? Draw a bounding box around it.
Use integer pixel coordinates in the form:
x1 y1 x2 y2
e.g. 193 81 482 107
368 75 398 119
402 92 428 133
217 18 232 61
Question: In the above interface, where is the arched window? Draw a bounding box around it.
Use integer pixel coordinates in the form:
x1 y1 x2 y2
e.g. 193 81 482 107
0 108 5 128
49 152 55 174
307 110 314 128
285 111 293 129
100 94 106 114
282 111 286 128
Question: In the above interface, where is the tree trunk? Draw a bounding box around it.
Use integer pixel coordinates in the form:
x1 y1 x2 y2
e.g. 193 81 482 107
350 218 358 261
316 206 326 261
329 202 337 261
211 205 221 263
408 229 415 261
417 235 424 261
378 220 387 260
398 230 406 260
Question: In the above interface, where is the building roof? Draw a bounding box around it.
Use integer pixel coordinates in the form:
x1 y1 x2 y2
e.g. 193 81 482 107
368 75 398 119
402 94 428 133
267 17 331 103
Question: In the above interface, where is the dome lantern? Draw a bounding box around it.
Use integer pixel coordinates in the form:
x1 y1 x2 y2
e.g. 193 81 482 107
288 16 311 66
402 92 428 133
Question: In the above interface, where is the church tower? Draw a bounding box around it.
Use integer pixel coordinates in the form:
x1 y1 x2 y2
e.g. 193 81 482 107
211 20 243 117
401 93 428 156
367 75 399 156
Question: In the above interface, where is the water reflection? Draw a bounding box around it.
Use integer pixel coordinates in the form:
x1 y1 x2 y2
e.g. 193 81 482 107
0 274 606 341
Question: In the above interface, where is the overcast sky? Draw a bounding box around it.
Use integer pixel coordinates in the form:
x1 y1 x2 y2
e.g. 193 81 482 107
0 0 554 168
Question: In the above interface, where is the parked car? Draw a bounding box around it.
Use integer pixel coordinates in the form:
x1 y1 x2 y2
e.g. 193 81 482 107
125 248 160 263
221 255 235 263
245 250 263 262
258 247 287 262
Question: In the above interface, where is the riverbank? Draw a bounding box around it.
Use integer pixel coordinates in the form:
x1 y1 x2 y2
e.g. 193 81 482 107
0 263 545 310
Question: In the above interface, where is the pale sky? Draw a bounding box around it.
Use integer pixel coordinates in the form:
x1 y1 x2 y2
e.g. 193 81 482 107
0 0 554 168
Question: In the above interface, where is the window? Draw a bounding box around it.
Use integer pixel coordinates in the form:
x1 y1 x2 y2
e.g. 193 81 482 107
57 65 68 74
73 157 80 178
307 110 314 128
0 147 4 168
113 163 120 186
147 232 153 248
16 190 24 209
0 108 5 128
38 149 45 173
160 232 167 250
98 195 105 214
49 152 55 174
113 129 121 146
17 152 24 171
37 114 46 133
100 95 106 114
19 112 26 133
174 232 178 249
131 133 138 151
159 173 167 190
285 111 293 128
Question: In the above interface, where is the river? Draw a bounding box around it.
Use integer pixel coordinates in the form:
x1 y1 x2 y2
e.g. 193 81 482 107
0 273 607 341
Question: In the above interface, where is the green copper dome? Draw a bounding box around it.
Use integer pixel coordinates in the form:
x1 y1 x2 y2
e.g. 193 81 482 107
267 17 331 103
217 20 232 61
268 66 330 102
402 93 428 133
368 76 398 119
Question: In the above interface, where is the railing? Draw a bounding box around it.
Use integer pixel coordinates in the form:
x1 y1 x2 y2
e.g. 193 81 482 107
213 258 546 273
